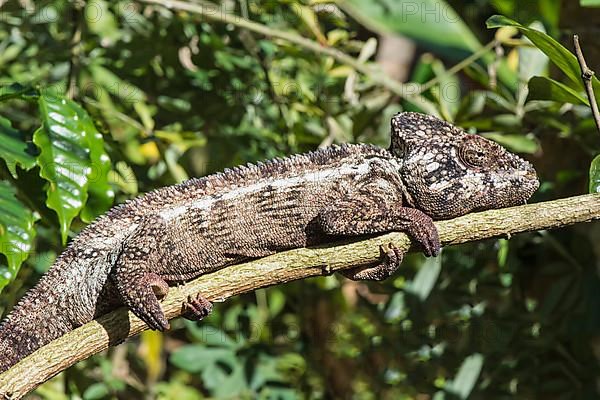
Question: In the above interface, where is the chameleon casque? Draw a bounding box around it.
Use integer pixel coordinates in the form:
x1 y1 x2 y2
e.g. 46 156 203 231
0 112 539 373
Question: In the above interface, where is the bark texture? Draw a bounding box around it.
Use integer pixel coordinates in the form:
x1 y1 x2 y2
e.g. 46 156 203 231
0 193 599 398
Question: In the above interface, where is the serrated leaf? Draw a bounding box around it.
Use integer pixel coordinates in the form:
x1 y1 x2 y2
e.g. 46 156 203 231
0 116 36 177
34 94 97 243
527 76 589 106
0 180 38 294
589 154 600 193
80 128 113 223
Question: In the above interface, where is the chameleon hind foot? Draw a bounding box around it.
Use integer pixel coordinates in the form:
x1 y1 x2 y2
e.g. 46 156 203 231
182 293 213 322
341 242 404 281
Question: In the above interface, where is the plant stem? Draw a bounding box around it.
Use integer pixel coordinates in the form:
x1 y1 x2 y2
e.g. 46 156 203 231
417 40 498 95
573 35 600 134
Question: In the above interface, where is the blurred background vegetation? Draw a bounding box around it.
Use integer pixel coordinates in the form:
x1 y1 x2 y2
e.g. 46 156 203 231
1 0 600 398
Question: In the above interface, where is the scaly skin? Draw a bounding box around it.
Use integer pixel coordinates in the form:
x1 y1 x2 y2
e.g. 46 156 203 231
0 112 539 373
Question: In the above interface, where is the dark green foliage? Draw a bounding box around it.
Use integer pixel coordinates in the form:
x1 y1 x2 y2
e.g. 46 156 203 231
1 0 599 398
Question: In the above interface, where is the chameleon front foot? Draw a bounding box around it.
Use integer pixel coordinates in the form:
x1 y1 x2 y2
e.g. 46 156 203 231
402 210 441 257
118 272 171 331
182 293 213 322
341 242 403 281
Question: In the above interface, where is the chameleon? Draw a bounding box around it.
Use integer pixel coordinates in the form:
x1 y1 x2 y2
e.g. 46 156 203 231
0 112 539 373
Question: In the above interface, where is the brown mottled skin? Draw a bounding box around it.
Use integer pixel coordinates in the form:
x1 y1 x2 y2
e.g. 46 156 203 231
0 112 539 373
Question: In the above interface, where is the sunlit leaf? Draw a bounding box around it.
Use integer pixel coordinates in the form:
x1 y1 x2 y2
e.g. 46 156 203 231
341 0 482 59
406 254 442 301
85 0 121 46
445 353 484 399
80 127 113 223
140 330 163 383
581 0 600 6
0 180 38 294
34 93 97 243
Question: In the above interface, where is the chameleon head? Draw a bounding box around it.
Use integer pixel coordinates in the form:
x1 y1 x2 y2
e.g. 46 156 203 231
389 112 539 220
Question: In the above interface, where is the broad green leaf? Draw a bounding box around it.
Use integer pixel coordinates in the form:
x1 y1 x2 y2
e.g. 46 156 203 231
589 154 600 193
34 93 97 243
0 116 36 177
517 22 548 83
446 353 484 399
487 15 600 100
527 76 589 106
0 180 39 294
581 0 600 6
341 0 482 59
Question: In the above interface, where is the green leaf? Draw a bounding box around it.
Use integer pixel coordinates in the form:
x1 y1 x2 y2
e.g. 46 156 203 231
83 383 110 400
80 128 113 223
34 93 99 243
581 0 600 7
407 254 442 301
445 353 484 399
487 15 600 99
0 116 36 177
431 59 460 121
483 133 539 154
0 180 38 294
527 76 589 106
170 344 236 373
0 83 38 102
341 0 482 60
589 154 600 193
85 0 121 46
517 23 548 83
88 64 145 103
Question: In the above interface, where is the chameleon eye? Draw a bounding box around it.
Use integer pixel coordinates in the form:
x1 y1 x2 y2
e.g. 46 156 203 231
459 137 490 168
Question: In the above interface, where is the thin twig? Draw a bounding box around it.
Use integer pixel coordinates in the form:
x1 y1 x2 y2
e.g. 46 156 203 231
66 2 83 100
137 0 439 116
1 193 600 398
573 35 600 133
417 39 498 94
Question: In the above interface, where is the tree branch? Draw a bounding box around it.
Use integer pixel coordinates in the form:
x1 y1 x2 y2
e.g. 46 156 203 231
1 193 600 398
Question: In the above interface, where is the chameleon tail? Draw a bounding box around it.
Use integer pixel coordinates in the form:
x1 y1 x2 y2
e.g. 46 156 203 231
0 253 108 373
